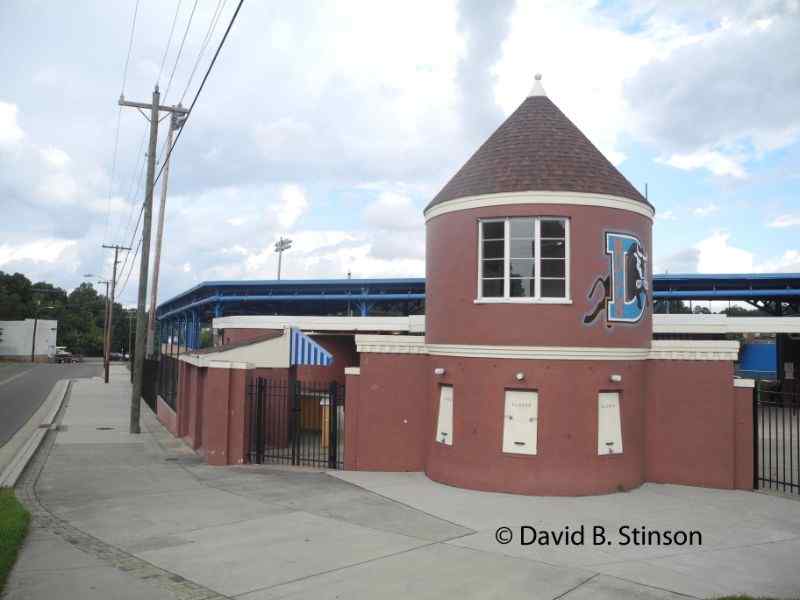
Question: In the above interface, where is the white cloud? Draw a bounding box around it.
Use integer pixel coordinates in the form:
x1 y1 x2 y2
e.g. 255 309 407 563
661 151 747 178
691 203 720 217
695 232 754 273
0 101 24 145
267 184 309 230
0 238 77 266
40 146 70 168
757 250 800 273
626 7 800 174
363 192 423 231
656 210 676 221
768 214 800 228
495 0 659 166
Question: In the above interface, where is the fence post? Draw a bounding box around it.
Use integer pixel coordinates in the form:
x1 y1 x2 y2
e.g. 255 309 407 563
752 382 759 490
328 382 338 469
291 378 300 466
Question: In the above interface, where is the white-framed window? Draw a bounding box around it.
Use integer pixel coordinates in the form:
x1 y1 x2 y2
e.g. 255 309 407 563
477 217 570 302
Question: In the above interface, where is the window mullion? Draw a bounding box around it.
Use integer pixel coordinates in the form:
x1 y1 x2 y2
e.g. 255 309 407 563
478 220 483 299
535 218 541 300
564 219 570 300
504 219 510 298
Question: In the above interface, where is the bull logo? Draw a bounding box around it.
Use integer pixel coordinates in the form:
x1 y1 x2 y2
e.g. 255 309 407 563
583 232 648 326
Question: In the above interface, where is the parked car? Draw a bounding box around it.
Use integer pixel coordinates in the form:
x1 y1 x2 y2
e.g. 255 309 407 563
54 348 82 364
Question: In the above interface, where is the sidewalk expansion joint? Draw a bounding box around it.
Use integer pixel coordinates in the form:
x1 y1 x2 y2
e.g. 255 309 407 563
12 385 233 600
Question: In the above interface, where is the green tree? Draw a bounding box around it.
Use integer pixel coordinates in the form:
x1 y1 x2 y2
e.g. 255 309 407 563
0 272 34 319
0 271 138 357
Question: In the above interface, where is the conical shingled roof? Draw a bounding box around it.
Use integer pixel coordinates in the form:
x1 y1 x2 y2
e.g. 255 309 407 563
427 81 651 211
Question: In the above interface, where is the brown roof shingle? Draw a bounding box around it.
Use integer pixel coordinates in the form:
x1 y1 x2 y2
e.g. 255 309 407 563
426 95 651 211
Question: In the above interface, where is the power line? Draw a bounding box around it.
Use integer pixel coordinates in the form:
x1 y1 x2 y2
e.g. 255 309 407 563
116 199 145 289
163 0 199 102
117 234 143 299
179 0 228 103
102 107 123 244
105 0 142 248
153 0 244 189
120 0 141 96
114 127 147 251
157 0 183 85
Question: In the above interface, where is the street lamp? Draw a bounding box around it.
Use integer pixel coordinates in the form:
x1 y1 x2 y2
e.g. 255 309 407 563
274 237 293 280
85 274 112 383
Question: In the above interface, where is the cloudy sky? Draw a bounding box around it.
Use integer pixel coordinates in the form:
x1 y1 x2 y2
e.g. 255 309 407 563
1 0 799 306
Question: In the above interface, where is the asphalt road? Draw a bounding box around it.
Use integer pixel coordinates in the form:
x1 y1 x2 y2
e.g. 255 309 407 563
0 360 102 446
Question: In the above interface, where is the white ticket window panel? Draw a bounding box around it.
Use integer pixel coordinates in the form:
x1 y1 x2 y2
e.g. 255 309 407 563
502 390 538 455
436 385 454 446
597 392 623 455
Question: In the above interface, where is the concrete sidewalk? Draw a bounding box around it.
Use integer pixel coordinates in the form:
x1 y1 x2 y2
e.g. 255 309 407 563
4 365 800 599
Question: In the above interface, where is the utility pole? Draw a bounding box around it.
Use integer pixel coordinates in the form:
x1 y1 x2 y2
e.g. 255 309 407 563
119 86 189 433
84 275 109 377
101 244 130 384
146 108 186 358
127 310 135 383
275 237 292 280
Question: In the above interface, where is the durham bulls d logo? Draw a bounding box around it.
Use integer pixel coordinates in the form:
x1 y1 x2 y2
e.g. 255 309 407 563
583 232 648 327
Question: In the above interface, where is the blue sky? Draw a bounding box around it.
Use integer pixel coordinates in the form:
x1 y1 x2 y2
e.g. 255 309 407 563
0 0 798 306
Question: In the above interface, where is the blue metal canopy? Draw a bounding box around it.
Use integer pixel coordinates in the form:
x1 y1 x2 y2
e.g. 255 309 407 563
290 328 333 366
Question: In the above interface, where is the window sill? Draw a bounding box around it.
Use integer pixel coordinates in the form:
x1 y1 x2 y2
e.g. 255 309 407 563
474 298 573 305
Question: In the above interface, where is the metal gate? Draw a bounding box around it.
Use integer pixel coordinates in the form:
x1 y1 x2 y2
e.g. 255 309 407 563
754 382 800 495
248 378 345 469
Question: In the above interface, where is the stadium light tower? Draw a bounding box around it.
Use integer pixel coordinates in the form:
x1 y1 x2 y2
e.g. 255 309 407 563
275 237 292 280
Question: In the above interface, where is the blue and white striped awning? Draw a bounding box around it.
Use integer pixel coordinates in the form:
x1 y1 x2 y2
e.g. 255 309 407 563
289 328 333 366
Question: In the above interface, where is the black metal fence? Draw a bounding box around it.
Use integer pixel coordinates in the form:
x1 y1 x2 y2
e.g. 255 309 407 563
141 358 159 412
158 354 179 410
248 378 345 469
755 382 800 495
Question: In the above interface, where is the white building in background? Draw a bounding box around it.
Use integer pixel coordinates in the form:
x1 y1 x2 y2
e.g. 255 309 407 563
0 319 58 362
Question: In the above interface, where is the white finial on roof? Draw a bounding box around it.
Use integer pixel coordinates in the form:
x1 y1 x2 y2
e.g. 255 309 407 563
529 73 546 97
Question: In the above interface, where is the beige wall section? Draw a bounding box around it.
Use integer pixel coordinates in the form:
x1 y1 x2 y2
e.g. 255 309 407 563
180 330 290 368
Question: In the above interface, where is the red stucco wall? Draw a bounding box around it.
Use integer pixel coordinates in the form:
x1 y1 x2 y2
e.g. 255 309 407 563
156 396 178 436
645 360 741 489
345 352 754 495
424 356 646 496
297 335 359 384
426 204 652 348
345 353 430 471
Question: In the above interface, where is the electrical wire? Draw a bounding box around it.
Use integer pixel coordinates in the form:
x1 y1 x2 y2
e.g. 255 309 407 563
157 0 183 85
104 0 142 250
153 0 244 189
117 234 143 299
163 0 199 102
179 0 227 104
120 0 141 96
102 107 123 244
117 0 244 295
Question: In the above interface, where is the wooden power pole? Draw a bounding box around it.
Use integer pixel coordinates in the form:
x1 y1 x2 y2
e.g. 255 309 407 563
119 86 189 433
146 108 186 358
102 244 130 384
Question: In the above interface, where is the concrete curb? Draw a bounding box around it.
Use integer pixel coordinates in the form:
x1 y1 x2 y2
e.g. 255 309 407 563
0 379 70 488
